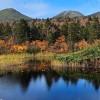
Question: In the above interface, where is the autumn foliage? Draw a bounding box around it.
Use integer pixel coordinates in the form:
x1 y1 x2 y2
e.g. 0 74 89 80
74 39 100 51
31 40 48 52
11 45 28 53
50 35 68 53
0 38 99 54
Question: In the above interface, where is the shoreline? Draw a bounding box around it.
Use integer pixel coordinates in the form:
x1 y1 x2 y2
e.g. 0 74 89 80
0 49 100 75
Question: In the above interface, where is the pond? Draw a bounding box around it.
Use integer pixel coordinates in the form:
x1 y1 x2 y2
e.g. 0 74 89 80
0 59 100 100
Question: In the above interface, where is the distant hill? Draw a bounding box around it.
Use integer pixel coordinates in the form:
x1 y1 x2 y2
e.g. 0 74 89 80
0 8 32 22
88 12 100 18
54 10 84 18
0 8 100 22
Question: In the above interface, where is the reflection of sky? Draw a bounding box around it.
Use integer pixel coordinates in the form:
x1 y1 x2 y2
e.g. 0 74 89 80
0 74 100 100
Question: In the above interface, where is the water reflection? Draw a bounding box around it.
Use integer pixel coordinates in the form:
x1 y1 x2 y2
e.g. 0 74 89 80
0 59 100 100
25 59 51 71
0 71 100 92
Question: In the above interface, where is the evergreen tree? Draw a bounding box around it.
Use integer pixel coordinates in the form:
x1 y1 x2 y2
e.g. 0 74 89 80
0 23 5 39
86 19 99 43
12 19 30 44
30 22 41 41
38 23 45 40
60 23 68 37
67 23 74 51
3 23 12 39
80 26 89 41
49 26 60 44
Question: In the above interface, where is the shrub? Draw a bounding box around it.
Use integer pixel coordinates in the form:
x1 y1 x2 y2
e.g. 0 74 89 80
11 45 28 53
27 45 41 54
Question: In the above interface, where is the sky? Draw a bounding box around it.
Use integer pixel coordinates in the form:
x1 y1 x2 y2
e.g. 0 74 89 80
0 0 100 18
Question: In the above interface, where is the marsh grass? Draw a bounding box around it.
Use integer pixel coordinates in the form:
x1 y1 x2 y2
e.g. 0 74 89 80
0 47 100 75
0 52 56 75
0 53 34 66
0 53 35 74
35 52 56 60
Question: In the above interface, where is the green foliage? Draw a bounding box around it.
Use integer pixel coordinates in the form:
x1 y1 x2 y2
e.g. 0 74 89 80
56 45 100 63
0 23 5 39
30 22 41 41
12 19 30 44
60 24 68 38
0 23 12 40
48 25 61 44
3 23 12 39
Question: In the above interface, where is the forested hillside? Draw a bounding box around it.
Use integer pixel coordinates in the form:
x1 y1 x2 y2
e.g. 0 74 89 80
0 17 100 54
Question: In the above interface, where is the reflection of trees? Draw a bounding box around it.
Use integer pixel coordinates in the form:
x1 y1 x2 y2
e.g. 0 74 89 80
26 59 51 71
18 72 100 91
70 77 78 86
2 58 100 93
17 72 32 93
63 75 100 91
43 71 60 90
32 72 41 82
17 71 60 91
91 78 100 91
53 73 60 83
44 71 54 90
62 76 78 86
55 66 100 90
3 72 32 93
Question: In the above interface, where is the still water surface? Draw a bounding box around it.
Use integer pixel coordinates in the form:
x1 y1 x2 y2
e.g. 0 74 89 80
0 60 100 100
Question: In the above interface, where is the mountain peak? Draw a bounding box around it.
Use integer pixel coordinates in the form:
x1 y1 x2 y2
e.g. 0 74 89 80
54 10 84 18
1 8 20 13
89 11 100 17
3 8 16 10
0 8 32 22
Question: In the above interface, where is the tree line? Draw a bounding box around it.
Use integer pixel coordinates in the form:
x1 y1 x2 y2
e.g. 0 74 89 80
0 17 100 53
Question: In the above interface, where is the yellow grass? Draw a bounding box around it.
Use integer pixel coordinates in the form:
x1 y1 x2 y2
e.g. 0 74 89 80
0 52 56 75
0 53 34 68
35 52 56 60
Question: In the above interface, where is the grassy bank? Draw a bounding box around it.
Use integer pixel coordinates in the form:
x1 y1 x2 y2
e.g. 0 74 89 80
0 52 56 75
0 46 100 75
55 46 100 68
0 53 35 75
0 53 34 66
35 52 56 60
